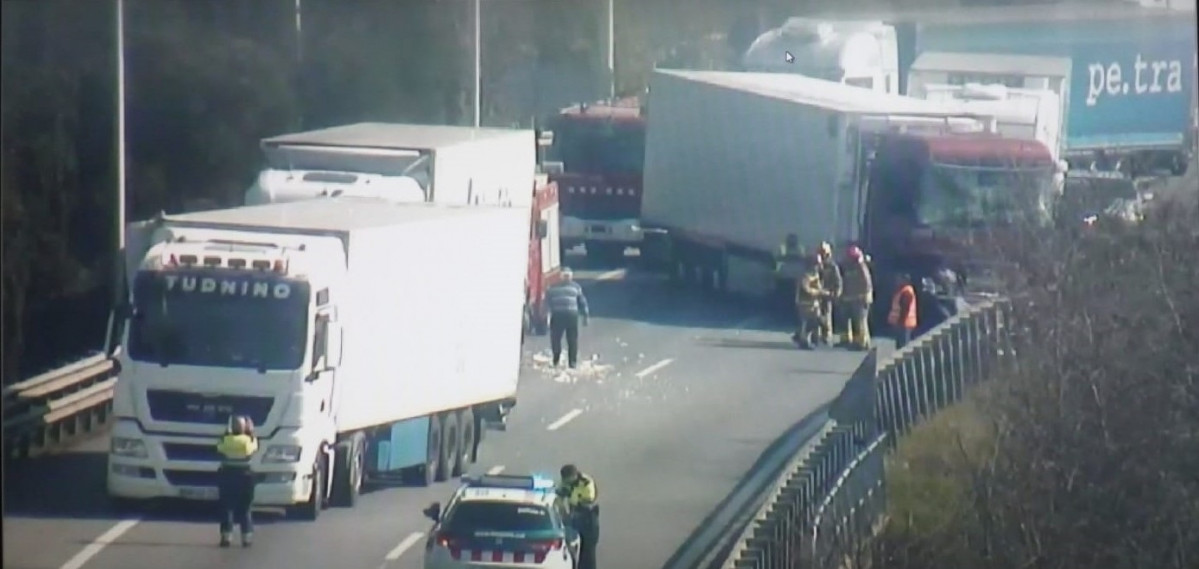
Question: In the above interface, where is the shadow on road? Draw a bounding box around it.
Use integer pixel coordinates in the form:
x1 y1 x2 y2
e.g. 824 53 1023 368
575 270 786 333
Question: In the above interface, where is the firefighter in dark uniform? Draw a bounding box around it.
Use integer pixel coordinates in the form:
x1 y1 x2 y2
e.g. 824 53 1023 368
215 415 258 547
816 242 842 345
557 464 599 569
793 252 825 350
546 268 590 368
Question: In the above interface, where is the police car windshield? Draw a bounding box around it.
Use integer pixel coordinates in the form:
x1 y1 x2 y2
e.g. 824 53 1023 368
127 270 310 371
442 501 555 534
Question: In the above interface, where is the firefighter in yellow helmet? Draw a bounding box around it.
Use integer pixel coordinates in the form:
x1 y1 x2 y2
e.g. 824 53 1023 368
839 245 874 350
816 241 842 345
792 252 825 350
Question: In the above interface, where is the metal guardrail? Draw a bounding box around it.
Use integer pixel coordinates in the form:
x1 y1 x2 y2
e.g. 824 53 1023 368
3 352 119 458
718 298 1013 569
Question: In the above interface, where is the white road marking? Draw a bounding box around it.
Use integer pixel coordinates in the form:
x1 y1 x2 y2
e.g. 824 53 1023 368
59 519 139 569
546 408 584 431
596 269 626 281
486 465 506 475
634 358 675 379
384 531 427 561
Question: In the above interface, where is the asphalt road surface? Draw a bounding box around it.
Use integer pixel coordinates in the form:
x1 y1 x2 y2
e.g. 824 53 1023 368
3 262 869 569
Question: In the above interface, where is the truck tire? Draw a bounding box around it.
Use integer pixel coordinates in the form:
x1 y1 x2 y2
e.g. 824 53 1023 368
289 455 325 521
454 407 476 477
436 412 457 482
330 433 366 508
417 414 443 487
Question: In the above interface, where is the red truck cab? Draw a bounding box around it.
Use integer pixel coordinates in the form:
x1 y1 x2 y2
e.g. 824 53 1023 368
523 174 564 340
543 98 647 263
862 129 1058 322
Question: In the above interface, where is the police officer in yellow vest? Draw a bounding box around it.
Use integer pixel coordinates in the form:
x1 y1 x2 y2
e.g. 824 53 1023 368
792 252 825 350
557 464 599 569
215 415 258 547
816 242 842 345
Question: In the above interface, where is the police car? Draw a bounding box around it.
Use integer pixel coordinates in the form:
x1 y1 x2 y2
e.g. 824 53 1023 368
422 474 580 569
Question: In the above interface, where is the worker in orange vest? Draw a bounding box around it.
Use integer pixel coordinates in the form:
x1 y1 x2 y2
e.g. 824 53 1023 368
888 274 918 349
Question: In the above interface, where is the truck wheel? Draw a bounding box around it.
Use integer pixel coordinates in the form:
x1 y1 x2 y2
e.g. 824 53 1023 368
436 412 457 482
330 434 366 508
418 414 443 487
289 456 325 521
454 408 476 476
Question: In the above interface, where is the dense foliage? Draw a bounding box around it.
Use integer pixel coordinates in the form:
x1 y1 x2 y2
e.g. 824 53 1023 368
875 184 1199 569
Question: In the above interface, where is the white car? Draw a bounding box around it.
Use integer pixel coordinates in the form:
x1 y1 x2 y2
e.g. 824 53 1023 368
422 474 581 569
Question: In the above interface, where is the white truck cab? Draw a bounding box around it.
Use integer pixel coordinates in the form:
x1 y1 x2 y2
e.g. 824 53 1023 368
109 226 344 511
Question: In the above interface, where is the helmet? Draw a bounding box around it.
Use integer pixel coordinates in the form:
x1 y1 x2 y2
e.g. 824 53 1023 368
846 245 863 260
560 464 579 479
818 241 832 257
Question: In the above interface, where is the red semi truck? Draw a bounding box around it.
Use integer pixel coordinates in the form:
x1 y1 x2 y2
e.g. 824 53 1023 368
542 97 648 263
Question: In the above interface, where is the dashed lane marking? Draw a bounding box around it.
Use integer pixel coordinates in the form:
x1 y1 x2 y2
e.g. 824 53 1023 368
596 269 626 281
384 532 427 562
59 519 140 569
634 358 675 379
546 409 584 431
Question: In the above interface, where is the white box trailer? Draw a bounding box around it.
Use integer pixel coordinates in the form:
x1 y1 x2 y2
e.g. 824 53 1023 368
641 69 988 296
246 123 536 210
108 198 528 519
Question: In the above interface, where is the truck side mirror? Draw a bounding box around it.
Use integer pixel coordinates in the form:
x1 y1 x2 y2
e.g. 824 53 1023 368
536 219 549 239
423 502 441 522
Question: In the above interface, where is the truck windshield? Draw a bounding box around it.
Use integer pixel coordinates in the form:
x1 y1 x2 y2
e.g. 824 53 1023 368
127 271 310 371
916 163 1055 229
549 121 645 175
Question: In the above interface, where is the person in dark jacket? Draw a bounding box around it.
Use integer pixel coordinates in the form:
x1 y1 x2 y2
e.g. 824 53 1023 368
546 268 590 368
215 415 258 547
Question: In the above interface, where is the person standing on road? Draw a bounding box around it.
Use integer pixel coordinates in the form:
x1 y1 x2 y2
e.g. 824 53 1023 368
792 253 825 350
840 245 874 350
215 415 258 548
816 241 842 345
546 268 590 368
888 273 918 349
557 464 599 569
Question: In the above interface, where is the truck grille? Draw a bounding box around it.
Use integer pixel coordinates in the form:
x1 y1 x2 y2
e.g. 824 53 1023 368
145 390 274 426
162 442 223 462
163 469 220 487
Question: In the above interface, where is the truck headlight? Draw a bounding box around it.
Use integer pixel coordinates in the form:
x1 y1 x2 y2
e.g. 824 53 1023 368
111 437 148 459
262 445 303 464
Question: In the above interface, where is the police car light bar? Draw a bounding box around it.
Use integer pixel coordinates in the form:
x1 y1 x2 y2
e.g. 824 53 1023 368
462 474 555 491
